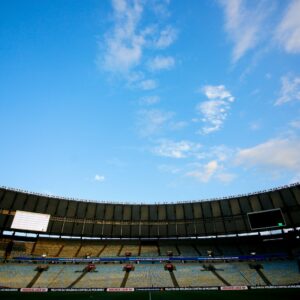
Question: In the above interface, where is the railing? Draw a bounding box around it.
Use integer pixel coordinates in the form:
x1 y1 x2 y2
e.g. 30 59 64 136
1 182 299 205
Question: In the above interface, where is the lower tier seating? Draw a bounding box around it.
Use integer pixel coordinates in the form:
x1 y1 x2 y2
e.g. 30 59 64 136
1 260 299 288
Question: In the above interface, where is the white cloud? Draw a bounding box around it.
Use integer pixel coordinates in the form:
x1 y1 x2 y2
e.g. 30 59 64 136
202 85 235 101
102 0 145 73
235 138 300 172
139 79 157 90
148 55 175 71
150 0 171 18
139 95 160 105
196 85 235 134
137 109 174 136
219 0 269 62
153 139 202 159
154 26 177 49
94 174 105 182
100 0 176 83
275 75 300 105
289 119 300 129
186 160 219 183
276 0 300 54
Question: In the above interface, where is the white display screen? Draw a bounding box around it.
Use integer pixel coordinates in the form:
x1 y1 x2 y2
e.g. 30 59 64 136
11 210 50 232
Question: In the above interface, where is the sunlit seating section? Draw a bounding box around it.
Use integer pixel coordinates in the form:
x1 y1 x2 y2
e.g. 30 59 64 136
159 245 179 256
215 263 248 285
176 263 224 287
262 260 300 285
234 263 265 286
126 263 173 287
0 264 37 288
58 241 80 257
76 244 105 257
99 245 121 257
140 245 158 257
23 242 35 256
9 242 27 258
0 241 8 258
33 265 65 288
42 264 83 288
0 249 5 258
75 264 124 288
119 245 139 256
33 239 63 257
177 245 198 256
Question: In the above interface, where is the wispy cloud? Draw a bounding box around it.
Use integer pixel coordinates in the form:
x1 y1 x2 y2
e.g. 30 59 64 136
150 0 172 18
94 174 105 182
139 79 158 90
202 85 234 101
153 140 236 184
100 0 177 89
196 85 235 134
219 0 269 62
275 74 300 105
137 109 174 136
289 119 300 129
154 25 177 49
276 0 300 54
139 95 160 105
153 139 202 159
101 0 145 73
148 55 175 71
186 160 219 183
235 138 300 173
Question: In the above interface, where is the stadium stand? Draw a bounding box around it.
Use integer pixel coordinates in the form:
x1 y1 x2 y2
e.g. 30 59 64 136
0 264 37 288
76 243 105 257
159 244 179 256
0 183 300 291
33 239 63 257
99 245 121 257
1 260 299 288
57 241 81 257
175 263 223 287
119 244 139 256
126 263 173 288
262 260 300 285
140 244 159 257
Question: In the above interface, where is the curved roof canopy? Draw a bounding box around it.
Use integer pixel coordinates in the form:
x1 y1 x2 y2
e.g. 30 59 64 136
0 184 300 238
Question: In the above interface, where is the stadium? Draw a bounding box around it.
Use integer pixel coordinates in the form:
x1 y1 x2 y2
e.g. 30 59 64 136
1 183 300 299
2 0 300 299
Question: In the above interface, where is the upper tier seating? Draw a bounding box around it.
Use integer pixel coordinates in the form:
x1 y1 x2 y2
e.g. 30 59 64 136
99 245 122 257
140 245 158 257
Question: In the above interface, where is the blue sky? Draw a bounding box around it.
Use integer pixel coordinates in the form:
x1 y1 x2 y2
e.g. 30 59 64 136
1 0 300 203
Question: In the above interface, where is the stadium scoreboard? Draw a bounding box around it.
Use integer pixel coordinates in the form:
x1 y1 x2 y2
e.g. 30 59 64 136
247 208 285 230
11 210 50 232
